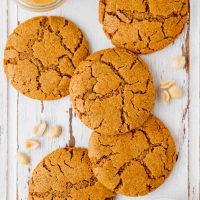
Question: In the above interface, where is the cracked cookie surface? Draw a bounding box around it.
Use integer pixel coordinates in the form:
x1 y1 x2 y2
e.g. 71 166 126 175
4 16 89 100
88 115 177 196
29 147 115 200
99 0 189 54
69 48 155 135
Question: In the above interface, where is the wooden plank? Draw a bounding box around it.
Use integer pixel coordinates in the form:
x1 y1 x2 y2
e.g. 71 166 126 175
6 2 20 200
61 1 190 200
14 6 72 200
188 0 200 199
0 0 8 199
1 0 198 199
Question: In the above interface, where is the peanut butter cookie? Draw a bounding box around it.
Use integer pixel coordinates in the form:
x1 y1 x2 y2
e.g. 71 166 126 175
99 0 189 54
88 115 177 196
69 48 155 135
4 16 89 100
29 148 115 200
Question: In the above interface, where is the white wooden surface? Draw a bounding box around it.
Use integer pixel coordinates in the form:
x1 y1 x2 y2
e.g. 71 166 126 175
0 0 199 200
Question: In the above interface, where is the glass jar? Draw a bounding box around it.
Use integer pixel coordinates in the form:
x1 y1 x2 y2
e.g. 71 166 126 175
12 0 65 12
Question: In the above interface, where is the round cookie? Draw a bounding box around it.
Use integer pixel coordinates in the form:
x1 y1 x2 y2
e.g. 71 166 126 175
88 115 177 196
29 147 115 200
99 0 189 54
69 48 155 135
4 16 89 100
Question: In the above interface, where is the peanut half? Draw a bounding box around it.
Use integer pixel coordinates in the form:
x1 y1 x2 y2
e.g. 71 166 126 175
161 90 171 104
47 125 62 138
172 56 186 69
160 80 175 89
34 121 47 137
168 85 183 99
16 152 30 165
25 139 40 150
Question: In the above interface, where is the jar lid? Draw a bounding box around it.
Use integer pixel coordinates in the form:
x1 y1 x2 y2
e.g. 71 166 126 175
12 0 65 12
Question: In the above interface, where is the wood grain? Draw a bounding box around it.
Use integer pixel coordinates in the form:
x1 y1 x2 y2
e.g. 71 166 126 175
188 1 200 199
0 1 8 199
0 0 199 200
68 107 76 147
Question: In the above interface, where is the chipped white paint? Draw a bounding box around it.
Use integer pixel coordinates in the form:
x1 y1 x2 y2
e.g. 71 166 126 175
0 0 199 200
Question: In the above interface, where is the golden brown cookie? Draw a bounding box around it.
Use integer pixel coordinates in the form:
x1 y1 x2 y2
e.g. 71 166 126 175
4 16 89 100
29 147 115 200
69 48 155 135
88 115 177 196
99 0 189 54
